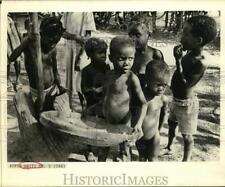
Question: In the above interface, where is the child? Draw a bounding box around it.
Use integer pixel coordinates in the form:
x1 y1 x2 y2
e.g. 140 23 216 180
81 37 109 161
128 19 164 89
9 16 66 112
85 36 147 161
81 37 109 107
164 15 217 161
136 60 169 161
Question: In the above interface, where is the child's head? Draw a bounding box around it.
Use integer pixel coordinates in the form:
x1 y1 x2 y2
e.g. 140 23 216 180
145 60 170 96
128 17 151 51
40 16 65 50
181 15 217 51
84 37 107 65
109 36 135 73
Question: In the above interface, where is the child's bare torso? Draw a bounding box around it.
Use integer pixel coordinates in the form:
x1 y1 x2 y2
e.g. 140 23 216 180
132 46 163 74
104 71 132 124
132 46 163 88
24 47 55 89
142 95 164 139
82 64 109 106
171 52 206 99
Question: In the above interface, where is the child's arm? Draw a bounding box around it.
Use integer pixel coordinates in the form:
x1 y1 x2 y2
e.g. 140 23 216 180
52 49 61 87
158 95 169 131
153 48 164 61
9 36 29 62
130 73 147 133
62 32 85 45
173 45 206 88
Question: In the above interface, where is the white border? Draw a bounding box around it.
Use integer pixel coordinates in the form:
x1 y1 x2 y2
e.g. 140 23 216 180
1 0 225 186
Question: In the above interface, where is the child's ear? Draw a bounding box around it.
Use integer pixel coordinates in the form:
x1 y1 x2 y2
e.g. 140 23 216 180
197 37 203 46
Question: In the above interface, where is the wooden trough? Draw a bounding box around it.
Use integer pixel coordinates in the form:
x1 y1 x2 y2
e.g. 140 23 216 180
40 111 138 147
14 90 138 161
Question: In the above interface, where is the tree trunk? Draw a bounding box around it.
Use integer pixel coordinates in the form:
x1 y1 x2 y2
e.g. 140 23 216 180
28 13 44 113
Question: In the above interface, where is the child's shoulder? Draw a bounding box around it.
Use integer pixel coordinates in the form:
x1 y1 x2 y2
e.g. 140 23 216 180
150 95 169 107
147 45 164 60
129 70 138 80
82 63 94 74
105 69 116 79
161 94 169 104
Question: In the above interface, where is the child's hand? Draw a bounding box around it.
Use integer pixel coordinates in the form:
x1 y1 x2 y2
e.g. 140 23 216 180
133 125 143 138
173 45 183 60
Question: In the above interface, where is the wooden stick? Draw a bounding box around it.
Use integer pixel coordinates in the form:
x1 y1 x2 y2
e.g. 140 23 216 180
29 13 44 113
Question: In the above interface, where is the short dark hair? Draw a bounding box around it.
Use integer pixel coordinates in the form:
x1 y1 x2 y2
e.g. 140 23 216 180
129 14 152 34
40 16 65 37
145 60 170 80
110 36 135 56
84 37 107 57
187 15 217 46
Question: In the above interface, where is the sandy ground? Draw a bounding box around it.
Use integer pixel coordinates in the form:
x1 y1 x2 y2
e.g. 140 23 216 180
7 31 220 162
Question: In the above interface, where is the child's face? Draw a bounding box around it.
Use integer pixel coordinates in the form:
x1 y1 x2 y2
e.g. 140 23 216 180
146 75 169 96
180 23 201 51
110 46 135 73
41 34 61 50
91 49 107 64
128 25 149 50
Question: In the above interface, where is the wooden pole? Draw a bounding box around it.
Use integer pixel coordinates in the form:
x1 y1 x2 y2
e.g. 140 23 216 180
29 13 44 113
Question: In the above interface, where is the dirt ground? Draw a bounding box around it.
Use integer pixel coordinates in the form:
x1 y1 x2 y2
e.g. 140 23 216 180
7 30 220 162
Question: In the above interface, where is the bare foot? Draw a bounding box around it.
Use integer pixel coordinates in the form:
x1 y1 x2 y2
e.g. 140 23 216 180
86 152 97 162
161 146 173 155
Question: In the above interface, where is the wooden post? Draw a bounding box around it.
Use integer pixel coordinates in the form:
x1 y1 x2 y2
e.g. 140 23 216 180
29 13 44 113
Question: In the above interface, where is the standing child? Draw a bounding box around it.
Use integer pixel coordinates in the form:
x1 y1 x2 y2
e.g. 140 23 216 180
164 15 217 161
128 19 164 89
136 60 169 161
85 36 147 161
81 37 109 107
128 19 166 131
9 16 66 112
81 37 109 161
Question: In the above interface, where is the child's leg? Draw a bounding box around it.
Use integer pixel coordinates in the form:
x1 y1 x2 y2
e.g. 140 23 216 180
14 59 21 84
98 147 110 162
182 134 194 161
119 141 131 161
165 119 178 151
85 145 97 162
147 131 160 161
135 138 148 161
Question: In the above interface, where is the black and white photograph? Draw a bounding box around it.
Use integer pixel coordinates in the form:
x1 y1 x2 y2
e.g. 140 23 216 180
6 10 220 163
